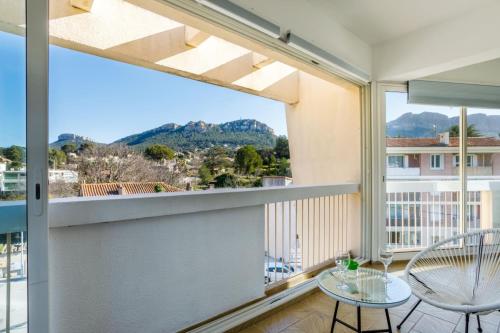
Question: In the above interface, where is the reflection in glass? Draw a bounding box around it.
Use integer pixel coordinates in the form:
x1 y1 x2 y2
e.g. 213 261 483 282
466 108 500 232
0 3 28 330
385 92 460 250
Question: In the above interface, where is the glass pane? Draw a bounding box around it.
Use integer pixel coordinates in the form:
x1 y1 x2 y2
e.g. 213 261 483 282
465 108 500 233
0 1 28 331
385 91 460 250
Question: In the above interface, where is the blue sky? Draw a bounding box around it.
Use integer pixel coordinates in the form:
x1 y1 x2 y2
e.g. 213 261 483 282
1 31 287 146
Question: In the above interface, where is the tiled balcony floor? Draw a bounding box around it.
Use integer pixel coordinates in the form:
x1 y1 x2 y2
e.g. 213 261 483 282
238 265 500 333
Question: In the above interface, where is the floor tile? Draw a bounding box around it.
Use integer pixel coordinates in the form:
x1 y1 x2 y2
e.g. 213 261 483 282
412 314 456 333
417 301 462 324
281 312 332 333
237 325 265 333
454 314 499 333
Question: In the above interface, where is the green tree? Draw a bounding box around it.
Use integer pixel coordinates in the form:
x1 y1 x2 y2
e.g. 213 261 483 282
78 142 96 154
154 184 164 192
274 136 290 159
198 164 213 185
258 148 276 166
214 173 237 188
448 124 481 137
235 145 263 175
144 144 175 161
4 145 24 163
61 143 77 155
277 158 291 177
204 147 230 173
8 161 23 170
48 148 67 169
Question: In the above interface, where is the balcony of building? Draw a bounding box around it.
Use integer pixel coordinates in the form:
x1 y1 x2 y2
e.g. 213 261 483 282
2 0 500 332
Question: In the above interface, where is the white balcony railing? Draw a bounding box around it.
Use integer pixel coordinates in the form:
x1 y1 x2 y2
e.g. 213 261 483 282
386 189 482 251
264 192 354 287
0 183 360 333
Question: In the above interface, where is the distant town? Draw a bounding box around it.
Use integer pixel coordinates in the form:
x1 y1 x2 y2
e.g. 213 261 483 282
0 119 292 199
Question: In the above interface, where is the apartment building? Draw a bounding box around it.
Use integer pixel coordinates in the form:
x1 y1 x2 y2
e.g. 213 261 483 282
387 133 500 179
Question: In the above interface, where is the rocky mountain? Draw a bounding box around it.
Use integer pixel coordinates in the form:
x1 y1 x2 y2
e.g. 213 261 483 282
113 119 277 150
386 112 500 137
50 133 99 149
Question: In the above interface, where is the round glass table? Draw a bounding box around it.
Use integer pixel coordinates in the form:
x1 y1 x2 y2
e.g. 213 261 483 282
317 267 411 333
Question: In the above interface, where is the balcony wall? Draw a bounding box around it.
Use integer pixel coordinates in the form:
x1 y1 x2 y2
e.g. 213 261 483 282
46 184 359 333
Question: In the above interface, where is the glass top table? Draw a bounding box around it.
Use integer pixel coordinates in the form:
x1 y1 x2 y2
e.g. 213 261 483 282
317 267 411 332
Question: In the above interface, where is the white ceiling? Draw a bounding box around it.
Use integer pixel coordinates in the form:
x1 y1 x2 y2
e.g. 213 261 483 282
318 0 498 45
228 0 500 80
229 0 497 45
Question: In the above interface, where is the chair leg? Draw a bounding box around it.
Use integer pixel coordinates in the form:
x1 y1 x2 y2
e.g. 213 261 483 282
465 313 470 333
477 315 482 333
330 301 340 333
397 299 422 329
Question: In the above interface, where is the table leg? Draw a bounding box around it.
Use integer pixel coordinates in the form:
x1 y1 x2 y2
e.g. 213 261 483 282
330 301 340 333
385 309 392 333
357 306 362 333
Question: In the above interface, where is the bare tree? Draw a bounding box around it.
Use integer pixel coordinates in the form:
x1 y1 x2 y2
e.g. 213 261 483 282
77 145 185 185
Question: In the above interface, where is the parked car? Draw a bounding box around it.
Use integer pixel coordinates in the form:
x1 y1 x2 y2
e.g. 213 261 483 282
264 262 295 283
0 261 23 278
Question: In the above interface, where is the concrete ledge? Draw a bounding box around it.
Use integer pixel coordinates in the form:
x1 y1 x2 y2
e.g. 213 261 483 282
48 183 360 228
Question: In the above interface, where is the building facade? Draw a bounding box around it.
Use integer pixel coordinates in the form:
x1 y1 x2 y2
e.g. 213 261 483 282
385 133 500 249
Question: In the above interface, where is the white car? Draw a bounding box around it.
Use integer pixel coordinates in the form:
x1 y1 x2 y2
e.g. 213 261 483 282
264 262 296 283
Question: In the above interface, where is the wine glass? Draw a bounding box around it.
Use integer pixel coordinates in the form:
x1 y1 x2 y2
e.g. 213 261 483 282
379 245 393 282
335 250 350 288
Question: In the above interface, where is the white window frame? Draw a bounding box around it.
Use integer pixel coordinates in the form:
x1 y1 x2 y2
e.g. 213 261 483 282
374 83 470 261
27 0 50 331
430 154 444 170
453 154 477 167
387 154 407 168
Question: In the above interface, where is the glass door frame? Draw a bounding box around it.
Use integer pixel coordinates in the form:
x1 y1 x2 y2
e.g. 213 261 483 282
373 82 469 261
26 0 49 331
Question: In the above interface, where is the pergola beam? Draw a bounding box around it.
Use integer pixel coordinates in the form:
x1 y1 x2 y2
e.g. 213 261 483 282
233 62 299 104
0 0 301 104
157 36 251 75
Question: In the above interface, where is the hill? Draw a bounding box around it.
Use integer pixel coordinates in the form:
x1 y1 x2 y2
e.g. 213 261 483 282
50 133 100 149
386 112 500 137
113 119 277 150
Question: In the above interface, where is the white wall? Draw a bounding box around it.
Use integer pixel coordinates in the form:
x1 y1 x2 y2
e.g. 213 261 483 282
49 205 264 333
373 1 500 81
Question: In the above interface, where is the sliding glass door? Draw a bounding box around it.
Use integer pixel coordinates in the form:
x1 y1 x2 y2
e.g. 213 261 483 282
466 108 500 232
384 90 462 251
0 1 28 331
381 85 500 254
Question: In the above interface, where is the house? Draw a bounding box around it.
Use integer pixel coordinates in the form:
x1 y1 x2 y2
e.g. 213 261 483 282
0 156 10 172
262 176 293 187
79 182 182 197
386 133 500 179
0 169 78 193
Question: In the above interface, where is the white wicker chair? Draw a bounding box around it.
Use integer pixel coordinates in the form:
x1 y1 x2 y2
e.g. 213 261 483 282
398 229 500 333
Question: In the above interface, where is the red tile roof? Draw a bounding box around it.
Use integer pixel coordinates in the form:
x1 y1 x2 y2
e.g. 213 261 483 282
80 182 183 197
386 137 500 147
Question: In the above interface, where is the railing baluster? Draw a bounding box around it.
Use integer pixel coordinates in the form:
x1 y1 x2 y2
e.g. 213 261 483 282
274 202 277 284
288 200 291 278
266 204 270 285
308 198 311 270
323 196 326 263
